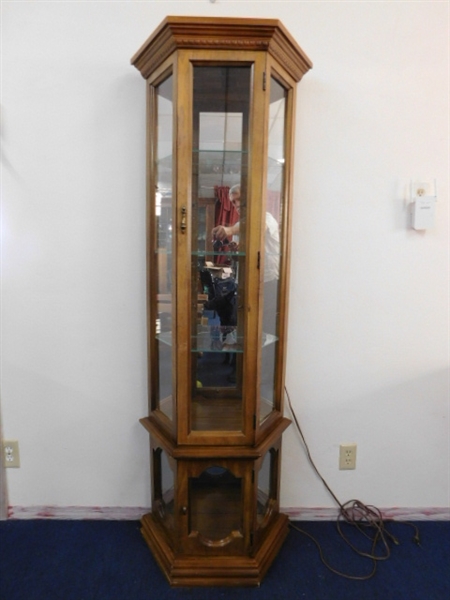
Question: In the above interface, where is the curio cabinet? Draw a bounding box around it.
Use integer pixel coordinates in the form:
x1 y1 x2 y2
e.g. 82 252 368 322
131 16 312 586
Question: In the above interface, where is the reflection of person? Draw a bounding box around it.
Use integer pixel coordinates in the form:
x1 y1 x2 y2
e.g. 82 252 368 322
212 184 280 335
212 184 241 248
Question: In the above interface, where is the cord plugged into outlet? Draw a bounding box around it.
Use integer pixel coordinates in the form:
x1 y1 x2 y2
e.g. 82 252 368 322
284 387 421 581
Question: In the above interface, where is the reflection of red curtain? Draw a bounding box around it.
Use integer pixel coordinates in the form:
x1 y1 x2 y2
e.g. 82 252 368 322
214 186 239 265
214 185 239 227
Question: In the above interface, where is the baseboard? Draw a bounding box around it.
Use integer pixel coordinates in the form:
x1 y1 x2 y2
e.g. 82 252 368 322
8 506 150 520
7 505 450 521
283 506 450 521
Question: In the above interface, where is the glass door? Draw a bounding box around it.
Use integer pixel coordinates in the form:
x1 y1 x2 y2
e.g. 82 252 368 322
189 65 252 433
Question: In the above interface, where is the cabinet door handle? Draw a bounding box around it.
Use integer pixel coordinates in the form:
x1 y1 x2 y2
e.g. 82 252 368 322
180 206 187 233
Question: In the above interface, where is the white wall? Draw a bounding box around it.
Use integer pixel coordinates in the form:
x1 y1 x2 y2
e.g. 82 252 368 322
1 0 448 515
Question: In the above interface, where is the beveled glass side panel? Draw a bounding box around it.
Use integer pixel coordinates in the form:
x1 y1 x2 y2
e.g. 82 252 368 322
153 447 175 531
257 451 271 524
154 74 174 420
190 66 251 432
256 448 278 526
260 78 286 422
189 467 243 542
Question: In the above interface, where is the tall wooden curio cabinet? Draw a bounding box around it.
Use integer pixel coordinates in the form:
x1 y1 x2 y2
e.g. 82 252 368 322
131 17 312 586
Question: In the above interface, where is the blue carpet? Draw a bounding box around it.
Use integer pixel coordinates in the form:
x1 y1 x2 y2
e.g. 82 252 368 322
0 520 448 599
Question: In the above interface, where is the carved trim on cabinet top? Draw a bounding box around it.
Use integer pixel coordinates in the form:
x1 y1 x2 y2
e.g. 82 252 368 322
131 17 312 81
177 38 270 48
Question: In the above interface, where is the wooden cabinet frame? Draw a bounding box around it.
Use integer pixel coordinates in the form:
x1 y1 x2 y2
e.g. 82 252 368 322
132 16 312 586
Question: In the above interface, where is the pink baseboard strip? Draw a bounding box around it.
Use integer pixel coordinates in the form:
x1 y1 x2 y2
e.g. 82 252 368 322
8 506 150 520
7 505 450 521
283 506 450 521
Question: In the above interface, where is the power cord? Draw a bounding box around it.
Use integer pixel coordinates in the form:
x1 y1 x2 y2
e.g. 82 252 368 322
285 386 421 580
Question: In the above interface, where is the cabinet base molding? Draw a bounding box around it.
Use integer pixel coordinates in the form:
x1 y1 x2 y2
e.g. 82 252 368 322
141 511 289 587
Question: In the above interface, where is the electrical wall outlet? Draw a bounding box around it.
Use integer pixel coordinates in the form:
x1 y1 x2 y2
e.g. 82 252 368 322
3 440 20 468
339 443 356 470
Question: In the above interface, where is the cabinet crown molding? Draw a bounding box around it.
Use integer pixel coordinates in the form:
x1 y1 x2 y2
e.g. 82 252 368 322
131 16 313 81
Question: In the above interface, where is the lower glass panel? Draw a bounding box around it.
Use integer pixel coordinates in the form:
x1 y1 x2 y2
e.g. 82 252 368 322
257 451 271 524
189 467 243 542
153 448 175 531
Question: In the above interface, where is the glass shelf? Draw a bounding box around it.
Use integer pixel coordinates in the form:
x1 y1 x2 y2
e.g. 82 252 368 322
157 151 282 201
156 328 277 352
192 250 245 258
193 327 244 353
158 150 247 178
154 250 246 259
192 148 248 158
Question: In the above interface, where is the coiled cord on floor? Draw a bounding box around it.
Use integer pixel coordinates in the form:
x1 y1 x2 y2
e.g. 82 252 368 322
285 386 420 580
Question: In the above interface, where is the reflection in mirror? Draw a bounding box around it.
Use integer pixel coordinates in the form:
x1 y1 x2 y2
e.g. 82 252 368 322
199 112 243 151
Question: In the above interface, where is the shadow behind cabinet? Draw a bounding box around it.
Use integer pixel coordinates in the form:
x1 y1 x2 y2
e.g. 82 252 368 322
131 17 312 586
